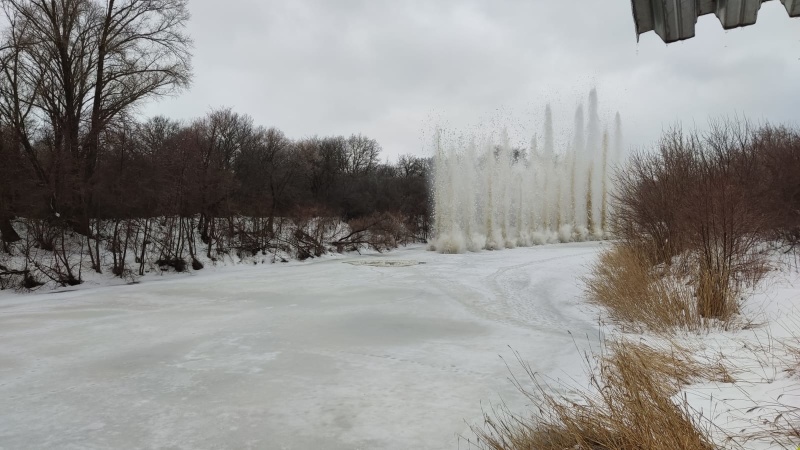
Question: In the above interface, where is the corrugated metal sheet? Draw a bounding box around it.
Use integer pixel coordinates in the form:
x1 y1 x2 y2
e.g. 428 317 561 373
632 0 800 43
785 0 800 15
716 0 761 28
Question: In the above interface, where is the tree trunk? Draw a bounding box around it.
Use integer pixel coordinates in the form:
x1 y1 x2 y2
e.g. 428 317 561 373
0 217 21 243
199 213 210 244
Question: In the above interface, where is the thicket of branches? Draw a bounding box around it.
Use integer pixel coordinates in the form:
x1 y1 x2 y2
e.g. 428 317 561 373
598 121 800 325
0 0 430 288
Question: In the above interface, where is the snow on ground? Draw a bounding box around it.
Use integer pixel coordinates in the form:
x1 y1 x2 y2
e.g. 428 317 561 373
0 243 604 450
597 254 800 449
3 242 798 449
679 263 800 449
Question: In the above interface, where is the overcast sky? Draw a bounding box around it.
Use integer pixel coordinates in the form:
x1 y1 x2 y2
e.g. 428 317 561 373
144 0 800 160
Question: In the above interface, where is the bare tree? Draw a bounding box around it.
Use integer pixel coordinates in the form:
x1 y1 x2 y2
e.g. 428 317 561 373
397 154 426 178
297 136 347 202
344 134 380 176
0 0 192 226
190 108 254 246
235 127 298 230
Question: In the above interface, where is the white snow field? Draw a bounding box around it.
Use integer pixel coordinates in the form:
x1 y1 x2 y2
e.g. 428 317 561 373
0 243 604 450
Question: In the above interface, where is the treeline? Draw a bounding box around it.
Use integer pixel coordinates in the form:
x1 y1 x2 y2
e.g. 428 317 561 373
0 107 431 287
0 109 430 239
0 0 429 289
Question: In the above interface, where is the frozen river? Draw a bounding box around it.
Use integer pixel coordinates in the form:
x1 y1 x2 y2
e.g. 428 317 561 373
0 243 602 449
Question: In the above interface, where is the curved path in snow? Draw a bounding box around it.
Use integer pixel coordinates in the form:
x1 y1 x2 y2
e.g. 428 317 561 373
0 242 603 449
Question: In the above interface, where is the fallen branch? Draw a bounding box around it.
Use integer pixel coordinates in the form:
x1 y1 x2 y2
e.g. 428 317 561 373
0 270 28 276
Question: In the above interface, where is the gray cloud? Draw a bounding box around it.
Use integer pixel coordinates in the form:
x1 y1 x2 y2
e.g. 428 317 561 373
144 0 800 159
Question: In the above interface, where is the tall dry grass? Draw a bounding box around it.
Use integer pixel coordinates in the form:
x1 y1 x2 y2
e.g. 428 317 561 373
472 340 725 450
584 243 702 333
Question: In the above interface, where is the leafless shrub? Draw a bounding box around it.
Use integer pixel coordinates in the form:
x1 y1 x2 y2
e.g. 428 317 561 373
747 126 800 253
149 216 185 272
337 212 412 252
230 216 275 257
688 121 769 318
0 262 35 290
612 128 699 265
287 206 340 260
609 121 776 322
18 220 83 287
26 219 58 252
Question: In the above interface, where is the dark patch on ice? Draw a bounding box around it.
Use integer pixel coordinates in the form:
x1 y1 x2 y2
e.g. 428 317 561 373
344 260 422 267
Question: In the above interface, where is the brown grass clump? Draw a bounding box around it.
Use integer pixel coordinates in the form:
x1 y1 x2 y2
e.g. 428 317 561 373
585 244 702 333
472 340 722 450
606 340 734 391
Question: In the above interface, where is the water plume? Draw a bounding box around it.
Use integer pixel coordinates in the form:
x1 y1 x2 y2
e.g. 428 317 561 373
429 89 624 253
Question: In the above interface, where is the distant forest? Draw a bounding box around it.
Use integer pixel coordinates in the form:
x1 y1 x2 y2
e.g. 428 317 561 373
0 0 429 287
0 109 431 241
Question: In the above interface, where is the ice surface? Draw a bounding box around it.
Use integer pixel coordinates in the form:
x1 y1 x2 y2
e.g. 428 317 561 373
0 243 603 449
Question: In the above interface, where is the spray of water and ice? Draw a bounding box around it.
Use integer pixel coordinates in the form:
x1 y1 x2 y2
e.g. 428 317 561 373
430 89 624 254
